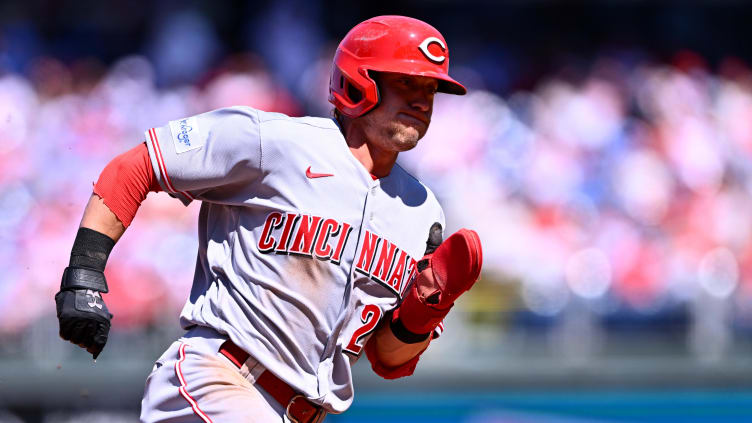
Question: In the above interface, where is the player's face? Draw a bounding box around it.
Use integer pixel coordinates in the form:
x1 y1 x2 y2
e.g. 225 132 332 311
361 73 439 152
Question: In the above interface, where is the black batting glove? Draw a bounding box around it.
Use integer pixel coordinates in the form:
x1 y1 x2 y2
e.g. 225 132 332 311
55 267 113 359
56 227 115 359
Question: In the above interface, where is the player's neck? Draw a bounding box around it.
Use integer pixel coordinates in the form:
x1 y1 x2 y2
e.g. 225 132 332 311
348 141 397 179
339 117 397 179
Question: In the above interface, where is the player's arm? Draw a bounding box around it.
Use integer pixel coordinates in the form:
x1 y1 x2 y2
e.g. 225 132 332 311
80 194 126 241
364 223 442 371
366 318 431 368
56 142 160 359
365 224 483 378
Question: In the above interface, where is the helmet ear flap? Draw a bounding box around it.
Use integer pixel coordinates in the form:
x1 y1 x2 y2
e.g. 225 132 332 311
345 79 364 104
335 70 365 104
329 63 379 118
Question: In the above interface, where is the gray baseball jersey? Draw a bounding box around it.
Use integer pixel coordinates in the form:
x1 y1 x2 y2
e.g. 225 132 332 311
142 106 444 414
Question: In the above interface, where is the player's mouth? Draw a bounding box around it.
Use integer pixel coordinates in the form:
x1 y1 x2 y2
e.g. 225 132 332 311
397 111 429 127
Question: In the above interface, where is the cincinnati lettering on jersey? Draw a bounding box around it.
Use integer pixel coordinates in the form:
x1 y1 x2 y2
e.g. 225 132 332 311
257 211 353 265
257 213 419 297
354 229 418 297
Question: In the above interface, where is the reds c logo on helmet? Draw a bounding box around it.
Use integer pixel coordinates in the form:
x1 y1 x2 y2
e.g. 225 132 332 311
329 15 466 118
418 37 447 64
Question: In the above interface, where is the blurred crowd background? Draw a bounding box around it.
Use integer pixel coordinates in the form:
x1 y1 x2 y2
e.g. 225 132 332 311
2 0 752 422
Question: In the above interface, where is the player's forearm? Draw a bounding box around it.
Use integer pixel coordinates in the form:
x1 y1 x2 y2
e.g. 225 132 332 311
80 194 126 242
369 320 431 368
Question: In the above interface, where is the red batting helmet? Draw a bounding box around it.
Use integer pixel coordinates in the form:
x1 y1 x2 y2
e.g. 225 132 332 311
329 15 467 118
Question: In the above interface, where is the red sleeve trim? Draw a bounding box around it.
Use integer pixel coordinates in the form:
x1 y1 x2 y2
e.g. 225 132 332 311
147 128 194 201
434 321 444 337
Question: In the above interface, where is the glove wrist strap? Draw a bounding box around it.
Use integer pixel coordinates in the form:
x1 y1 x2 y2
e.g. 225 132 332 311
60 267 109 293
389 308 432 344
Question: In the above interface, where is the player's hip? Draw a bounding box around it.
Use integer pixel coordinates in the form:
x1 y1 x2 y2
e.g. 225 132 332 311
140 326 326 423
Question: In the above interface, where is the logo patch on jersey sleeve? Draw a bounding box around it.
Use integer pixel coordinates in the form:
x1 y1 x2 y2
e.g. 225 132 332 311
168 116 203 154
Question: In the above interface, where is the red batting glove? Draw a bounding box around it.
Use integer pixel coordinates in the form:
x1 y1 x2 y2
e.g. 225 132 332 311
392 228 483 337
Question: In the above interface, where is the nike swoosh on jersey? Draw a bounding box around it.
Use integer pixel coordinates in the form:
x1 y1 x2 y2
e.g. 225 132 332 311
306 166 334 178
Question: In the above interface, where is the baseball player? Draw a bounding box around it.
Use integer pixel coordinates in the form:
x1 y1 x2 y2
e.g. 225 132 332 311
55 15 482 423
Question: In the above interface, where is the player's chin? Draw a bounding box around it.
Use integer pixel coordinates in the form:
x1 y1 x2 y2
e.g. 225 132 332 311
392 126 423 151
393 133 420 151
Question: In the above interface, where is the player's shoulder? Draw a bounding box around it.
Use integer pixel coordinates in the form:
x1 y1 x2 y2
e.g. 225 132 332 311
255 109 340 132
390 163 444 211
207 106 339 131
391 163 433 194
239 108 343 150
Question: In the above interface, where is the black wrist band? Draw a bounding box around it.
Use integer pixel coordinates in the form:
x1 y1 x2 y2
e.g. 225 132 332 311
69 227 115 272
390 315 431 344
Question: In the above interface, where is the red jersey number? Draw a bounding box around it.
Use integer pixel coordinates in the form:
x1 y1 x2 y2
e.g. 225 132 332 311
344 304 383 355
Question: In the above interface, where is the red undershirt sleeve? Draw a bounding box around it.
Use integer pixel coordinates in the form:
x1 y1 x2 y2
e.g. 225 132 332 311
93 142 162 228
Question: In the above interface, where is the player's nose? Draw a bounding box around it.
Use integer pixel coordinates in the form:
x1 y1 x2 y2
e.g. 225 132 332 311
409 93 432 113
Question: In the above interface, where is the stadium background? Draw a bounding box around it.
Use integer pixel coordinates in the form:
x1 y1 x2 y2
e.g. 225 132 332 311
1 0 752 421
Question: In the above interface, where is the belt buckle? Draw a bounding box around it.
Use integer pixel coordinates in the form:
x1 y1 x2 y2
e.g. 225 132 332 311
285 394 310 423
285 394 326 423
